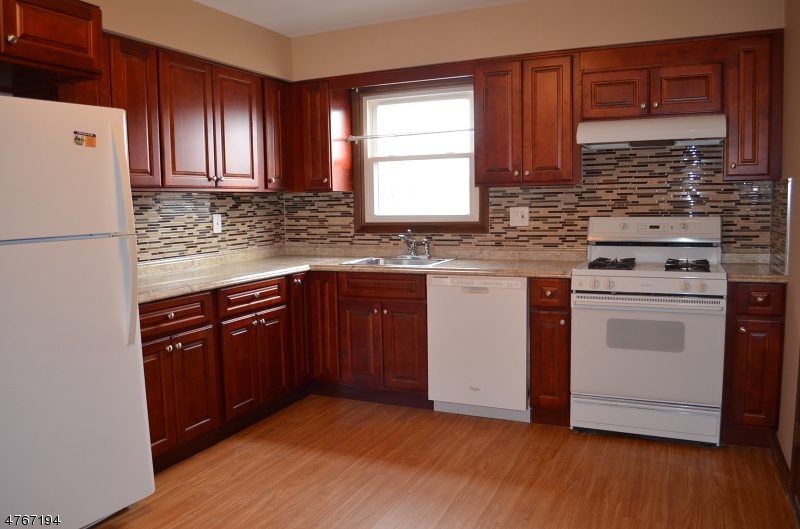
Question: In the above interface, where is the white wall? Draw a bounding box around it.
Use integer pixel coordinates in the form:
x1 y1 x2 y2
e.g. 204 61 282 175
778 0 800 465
291 0 785 80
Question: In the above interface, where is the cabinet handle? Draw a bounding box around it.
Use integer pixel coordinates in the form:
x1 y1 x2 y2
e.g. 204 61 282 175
373 309 378 314
167 312 175 320
268 178 276 184
513 170 519 176
383 309 388 315
559 320 565 326
254 292 261 299
253 320 259 326
165 345 173 352
653 102 660 108
756 296 766 303
294 278 302 286
218 175 224 182
260 319 266 324
639 103 646 109
545 290 552 297
524 170 530 176
322 178 329 183
175 343 182 350
730 163 737 169
740 327 746 333
6 35 17 44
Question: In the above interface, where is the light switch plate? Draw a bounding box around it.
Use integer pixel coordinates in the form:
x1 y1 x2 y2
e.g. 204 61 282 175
509 206 529 227
212 214 222 233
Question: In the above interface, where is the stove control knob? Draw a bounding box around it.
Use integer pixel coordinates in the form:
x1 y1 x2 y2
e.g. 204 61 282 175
604 279 614 289
680 282 691 292
679 222 688 232
589 278 600 289
697 282 707 292
619 222 628 231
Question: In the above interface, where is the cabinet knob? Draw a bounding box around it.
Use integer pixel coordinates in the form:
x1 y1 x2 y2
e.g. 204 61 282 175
165 345 173 352
545 290 552 297
6 35 17 44
756 296 766 303
524 170 530 176
653 102 660 108
260 318 266 324
268 178 276 184
167 312 175 320
294 278 302 285
175 343 182 350
322 178 329 183
254 292 261 299
383 309 388 315
730 163 737 169
373 309 378 314
559 320 565 326
253 320 259 326
207 175 214 182
740 327 747 333
219 175 225 182
639 103 646 109
513 170 519 176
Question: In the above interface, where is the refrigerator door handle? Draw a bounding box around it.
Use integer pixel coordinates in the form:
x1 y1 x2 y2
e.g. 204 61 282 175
111 120 138 345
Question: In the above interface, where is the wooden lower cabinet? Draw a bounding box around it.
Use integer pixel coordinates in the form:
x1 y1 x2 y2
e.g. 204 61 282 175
220 305 291 419
290 273 313 386
339 300 383 388
308 272 340 382
142 337 177 456
382 302 428 392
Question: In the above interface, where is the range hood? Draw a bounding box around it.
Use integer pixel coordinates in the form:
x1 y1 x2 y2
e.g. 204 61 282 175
576 114 727 149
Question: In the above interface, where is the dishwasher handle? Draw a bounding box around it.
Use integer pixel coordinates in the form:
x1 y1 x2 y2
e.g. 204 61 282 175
462 287 489 294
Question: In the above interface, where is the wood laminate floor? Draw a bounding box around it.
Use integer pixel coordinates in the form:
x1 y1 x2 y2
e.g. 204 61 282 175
98 396 796 529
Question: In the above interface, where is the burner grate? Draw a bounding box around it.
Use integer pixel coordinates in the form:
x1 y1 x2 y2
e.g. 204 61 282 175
588 257 636 270
665 259 711 273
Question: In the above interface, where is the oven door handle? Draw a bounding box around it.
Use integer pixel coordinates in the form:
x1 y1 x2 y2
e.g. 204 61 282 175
572 300 725 313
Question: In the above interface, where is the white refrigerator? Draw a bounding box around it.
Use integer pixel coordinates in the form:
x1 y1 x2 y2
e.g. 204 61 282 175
0 97 154 528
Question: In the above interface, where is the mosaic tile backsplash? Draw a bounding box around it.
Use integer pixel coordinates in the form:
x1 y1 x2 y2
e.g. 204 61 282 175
770 179 790 273
133 144 785 263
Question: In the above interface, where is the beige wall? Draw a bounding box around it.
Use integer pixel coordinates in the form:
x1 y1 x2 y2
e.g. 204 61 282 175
92 0 293 80
778 0 800 465
291 0 784 81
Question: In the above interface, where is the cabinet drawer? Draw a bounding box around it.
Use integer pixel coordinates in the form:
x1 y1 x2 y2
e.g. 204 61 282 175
735 283 785 316
338 273 426 301
218 277 286 318
530 279 570 308
140 293 213 339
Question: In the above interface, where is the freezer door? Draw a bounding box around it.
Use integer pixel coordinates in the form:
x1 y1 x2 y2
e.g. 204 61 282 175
0 237 154 529
0 97 131 241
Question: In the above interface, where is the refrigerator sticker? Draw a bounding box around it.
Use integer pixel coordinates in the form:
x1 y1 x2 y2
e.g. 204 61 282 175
73 131 97 148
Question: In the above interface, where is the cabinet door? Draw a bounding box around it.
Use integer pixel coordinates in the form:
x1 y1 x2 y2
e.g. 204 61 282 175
290 273 312 387
220 313 262 419
726 36 771 178
581 69 649 119
650 63 722 115
474 61 522 185
382 302 427 393
213 65 262 190
522 55 574 185
256 305 291 403
110 37 161 188
0 0 102 73
142 337 177 456
171 325 220 442
300 82 332 191
339 300 383 388
263 78 289 191
308 272 339 382
731 316 783 428
531 309 570 409
159 51 216 188
57 35 110 107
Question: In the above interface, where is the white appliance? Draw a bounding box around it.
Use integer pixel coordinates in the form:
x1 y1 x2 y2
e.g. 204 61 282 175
0 97 154 527
570 216 727 444
427 275 530 422
576 114 726 149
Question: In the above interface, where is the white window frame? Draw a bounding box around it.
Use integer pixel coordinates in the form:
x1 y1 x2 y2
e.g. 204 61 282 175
361 85 480 225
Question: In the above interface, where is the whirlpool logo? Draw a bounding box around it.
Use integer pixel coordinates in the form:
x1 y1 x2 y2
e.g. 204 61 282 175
470 386 481 392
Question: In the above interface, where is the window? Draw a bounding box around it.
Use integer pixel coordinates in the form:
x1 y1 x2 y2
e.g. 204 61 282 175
352 81 488 233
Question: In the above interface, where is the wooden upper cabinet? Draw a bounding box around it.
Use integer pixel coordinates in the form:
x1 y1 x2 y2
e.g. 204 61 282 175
158 51 216 188
581 69 649 119
110 37 161 187
0 0 102 73
263 78 289 191
299 82 333 191
474 61 522 185
213 65 262 190
726 35 773 179
55 33 110 106
650 63 722 115
522 56 574 185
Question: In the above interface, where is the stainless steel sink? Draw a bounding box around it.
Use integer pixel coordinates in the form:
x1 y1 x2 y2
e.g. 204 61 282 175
341 256 453 267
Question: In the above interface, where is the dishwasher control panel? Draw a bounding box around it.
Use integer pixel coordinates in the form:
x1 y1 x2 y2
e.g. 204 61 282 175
428 276 524 289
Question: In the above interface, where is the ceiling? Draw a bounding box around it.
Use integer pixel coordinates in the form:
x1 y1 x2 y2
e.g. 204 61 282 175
193 0 529 38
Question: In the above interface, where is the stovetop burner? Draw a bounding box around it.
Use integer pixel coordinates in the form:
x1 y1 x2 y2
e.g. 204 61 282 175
665 259 711 272
588 257 636 270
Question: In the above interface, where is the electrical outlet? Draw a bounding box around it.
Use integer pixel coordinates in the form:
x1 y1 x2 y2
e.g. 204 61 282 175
509 207 529 227
212 214 222 233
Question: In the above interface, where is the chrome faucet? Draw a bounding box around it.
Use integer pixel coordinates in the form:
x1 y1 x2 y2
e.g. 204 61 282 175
397 230 432 258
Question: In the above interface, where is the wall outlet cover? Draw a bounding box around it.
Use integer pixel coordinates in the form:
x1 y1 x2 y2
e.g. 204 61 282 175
509 206 529 227
212 214 222 233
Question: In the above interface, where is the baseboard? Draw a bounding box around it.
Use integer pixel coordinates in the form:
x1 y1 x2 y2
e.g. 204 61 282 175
311 381 433 410
153 385 312 473
720 424 772 448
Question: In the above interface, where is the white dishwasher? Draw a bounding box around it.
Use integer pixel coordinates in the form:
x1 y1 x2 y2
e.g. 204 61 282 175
427 275 530 422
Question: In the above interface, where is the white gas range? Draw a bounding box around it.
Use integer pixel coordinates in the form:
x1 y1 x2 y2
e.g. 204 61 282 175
570 216 727 445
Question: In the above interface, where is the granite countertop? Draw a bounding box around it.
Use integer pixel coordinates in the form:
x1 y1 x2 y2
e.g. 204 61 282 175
138 253 787 304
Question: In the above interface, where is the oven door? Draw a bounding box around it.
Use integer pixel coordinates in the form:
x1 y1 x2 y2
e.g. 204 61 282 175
571 293 726 407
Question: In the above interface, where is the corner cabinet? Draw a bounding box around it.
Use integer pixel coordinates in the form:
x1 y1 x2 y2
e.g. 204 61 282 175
474 55 577 187
529 278 571 426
